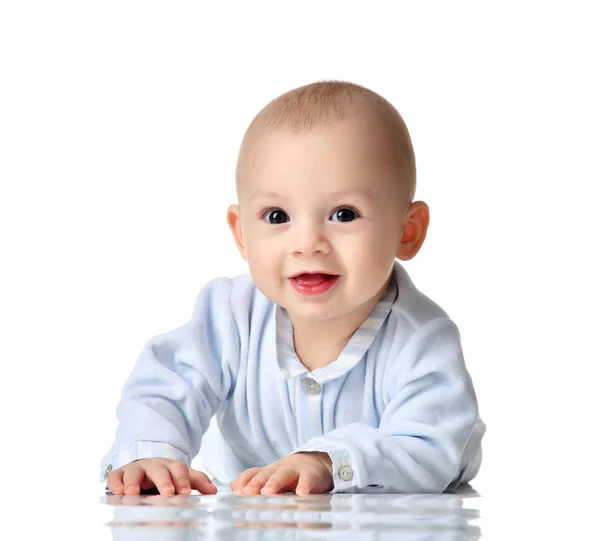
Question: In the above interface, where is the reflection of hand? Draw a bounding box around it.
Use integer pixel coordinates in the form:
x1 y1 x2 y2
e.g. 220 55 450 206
106 458 217 496
234 520 332 530
105 493 192 506
230 452 333 496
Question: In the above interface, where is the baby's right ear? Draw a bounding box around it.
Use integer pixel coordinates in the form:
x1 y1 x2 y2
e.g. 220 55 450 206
227 204 248 261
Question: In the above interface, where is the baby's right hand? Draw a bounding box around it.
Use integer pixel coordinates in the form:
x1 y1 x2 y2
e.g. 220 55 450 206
106 458 217 496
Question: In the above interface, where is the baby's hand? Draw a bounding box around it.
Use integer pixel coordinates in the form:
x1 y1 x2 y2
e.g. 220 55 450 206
106 458 217 496
230 452 333 496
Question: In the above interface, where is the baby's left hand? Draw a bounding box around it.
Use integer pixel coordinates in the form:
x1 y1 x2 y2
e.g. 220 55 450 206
230 452 333 496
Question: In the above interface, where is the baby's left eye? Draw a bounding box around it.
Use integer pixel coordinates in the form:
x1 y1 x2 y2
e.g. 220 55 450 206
330 207 359 222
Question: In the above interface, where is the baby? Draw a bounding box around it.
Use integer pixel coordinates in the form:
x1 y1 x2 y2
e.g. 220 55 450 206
101 81 486 496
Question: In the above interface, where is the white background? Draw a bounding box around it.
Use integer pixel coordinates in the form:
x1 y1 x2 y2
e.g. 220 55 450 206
1 1 598 538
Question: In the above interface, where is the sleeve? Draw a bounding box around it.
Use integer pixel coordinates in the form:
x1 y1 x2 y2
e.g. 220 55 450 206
99 277 240 482
294 317 481 494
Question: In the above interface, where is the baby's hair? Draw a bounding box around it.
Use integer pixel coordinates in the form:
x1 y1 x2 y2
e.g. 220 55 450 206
237 80 416 202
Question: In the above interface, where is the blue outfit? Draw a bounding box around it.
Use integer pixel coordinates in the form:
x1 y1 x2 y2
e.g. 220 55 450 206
100 261 485 493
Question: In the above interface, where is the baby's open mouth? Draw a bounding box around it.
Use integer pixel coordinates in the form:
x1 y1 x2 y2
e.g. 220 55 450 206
292 273 336 286
289 273 340 296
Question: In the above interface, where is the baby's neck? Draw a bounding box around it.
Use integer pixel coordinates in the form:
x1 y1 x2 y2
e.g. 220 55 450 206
289 302 377 372
292 325 354 372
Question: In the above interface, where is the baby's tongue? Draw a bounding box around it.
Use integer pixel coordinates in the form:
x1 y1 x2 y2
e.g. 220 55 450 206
294 273 330 286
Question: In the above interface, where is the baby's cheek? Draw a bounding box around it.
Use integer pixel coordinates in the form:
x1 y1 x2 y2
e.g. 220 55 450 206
247 253 276 289
353 246 391 281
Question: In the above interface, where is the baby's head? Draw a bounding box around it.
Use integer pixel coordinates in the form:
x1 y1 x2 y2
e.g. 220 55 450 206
227 81 429 323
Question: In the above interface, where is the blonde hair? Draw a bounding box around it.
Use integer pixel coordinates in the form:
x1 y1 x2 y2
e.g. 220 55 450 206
236 80 416 201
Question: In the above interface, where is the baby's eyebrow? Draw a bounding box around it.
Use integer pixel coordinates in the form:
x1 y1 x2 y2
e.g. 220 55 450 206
248 188 374 203
248 190 289 203
328 188 375 201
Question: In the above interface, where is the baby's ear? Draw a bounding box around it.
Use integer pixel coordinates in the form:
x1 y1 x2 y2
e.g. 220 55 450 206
227 204 247 261
396 201 430 261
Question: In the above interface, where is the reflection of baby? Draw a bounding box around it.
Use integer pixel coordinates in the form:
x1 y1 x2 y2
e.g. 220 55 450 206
101 80 486 497
106 493 480 541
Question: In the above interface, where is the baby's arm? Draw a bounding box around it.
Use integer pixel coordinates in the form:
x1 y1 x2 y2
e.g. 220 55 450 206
100 278 238 489
294 317 483 494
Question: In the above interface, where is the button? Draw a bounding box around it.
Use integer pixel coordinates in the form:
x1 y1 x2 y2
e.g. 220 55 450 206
338 465 353 481
105 464 113 478
301 378 322 395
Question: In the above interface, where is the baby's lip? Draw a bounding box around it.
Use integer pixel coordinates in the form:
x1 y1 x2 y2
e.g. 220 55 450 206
289 271 339 279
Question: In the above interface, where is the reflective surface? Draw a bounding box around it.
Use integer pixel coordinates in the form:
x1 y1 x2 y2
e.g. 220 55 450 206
101 485 481 540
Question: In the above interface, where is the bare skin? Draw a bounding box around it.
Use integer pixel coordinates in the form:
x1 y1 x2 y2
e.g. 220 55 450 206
230 452 333 496
106 458 217 496
106 452 333 496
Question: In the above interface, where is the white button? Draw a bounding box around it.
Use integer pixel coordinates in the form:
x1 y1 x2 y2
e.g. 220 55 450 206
301 378 322 395
338 465 353 481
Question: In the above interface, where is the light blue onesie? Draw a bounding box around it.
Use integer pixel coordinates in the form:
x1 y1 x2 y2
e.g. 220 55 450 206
100 261 485 493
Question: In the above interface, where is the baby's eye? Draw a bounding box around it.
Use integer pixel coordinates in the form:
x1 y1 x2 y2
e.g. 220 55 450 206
262 208 290 224
330 207 360 222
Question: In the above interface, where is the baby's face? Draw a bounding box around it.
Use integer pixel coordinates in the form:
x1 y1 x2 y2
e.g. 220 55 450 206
232 115 408 323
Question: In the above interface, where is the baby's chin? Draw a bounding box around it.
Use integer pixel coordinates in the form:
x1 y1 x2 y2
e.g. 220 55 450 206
279 296 359 324
285 310 356 331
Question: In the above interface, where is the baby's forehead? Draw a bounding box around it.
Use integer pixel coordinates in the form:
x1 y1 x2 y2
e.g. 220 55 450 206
242 107 404 168
238 145 404 210
240 116 407 178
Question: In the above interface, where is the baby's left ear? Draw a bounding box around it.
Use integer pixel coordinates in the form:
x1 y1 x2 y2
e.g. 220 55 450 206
396 201 430 261
227 204 248 261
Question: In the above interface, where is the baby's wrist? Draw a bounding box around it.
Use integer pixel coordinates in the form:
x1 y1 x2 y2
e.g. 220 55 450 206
296 451 333 475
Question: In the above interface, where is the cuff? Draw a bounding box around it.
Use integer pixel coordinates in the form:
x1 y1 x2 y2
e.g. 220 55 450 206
100 441 190 482
293 443 356 493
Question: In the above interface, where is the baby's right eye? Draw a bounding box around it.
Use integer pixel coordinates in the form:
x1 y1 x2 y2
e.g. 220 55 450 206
262 208 290 224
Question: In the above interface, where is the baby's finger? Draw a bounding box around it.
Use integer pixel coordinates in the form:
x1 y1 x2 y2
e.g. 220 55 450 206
166 462 192 495
231 467 262 494
261 468 297 495
144 464 176 496
295 471 320 496
243 468 275 495
188 469 218 495
106 469 125 495
122 465 146 496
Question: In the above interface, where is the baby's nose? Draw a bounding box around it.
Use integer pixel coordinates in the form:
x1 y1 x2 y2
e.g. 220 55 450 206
291 222 332 256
